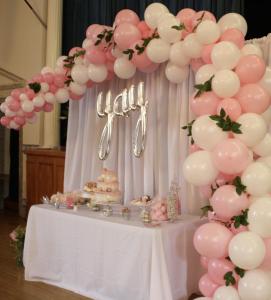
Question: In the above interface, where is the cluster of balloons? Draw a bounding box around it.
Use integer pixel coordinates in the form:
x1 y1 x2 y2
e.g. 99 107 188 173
179 6 271 300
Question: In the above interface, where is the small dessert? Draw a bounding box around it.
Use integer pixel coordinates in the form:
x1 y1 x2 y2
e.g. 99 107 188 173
131 195 152 206
121 206 131 219
83 181 97 193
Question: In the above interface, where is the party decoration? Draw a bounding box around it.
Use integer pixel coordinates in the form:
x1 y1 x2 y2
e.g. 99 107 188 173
213 286 240 300
212 69 240 98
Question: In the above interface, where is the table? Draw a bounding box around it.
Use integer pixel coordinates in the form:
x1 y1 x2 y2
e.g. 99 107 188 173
23 205 204 300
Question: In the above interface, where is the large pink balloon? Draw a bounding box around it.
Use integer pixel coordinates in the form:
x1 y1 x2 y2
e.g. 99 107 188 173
191 11 216 30
43 103 53 112
69 91 82 101
201 256 210 269
176 8 196 32
201 44 215 64
190 91 220 116
8 100 21 112
11 89 21 100
137 21 150 34
199 273 219 297
131 40 153 69
210 185 249 220
220 28 245 49
208 258 236 285
86 24 99 39
217 98 242 121
235 55 266 84
54 74 66 88
260 238 271 270
194 222 233 258
212 139 252 175
191 58 204 72
68 47 83 57
43 73 54 84
114 9 140 26
14 116 26 126
89 25 105 43
236 83 270 114
114 23 142 50
0 116 11 126
85 46 106 64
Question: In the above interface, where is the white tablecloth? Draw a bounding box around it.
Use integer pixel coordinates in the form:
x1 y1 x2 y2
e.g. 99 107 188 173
24 205 204 300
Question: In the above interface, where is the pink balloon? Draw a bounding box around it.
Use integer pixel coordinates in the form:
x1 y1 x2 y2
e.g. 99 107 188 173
14 116 26 126
190 58 204 72
142 28 154 39
131 40 152 69
86 80 94 88
49 84 58 94
43 72 55 84
69 91 81 101
220 28 244 49
201 44 215 64
236 83 270 114
43 103 54 112
0 116 11 126
24 111 35 118
90 25 106 44
8 100 21 112
106 61 114 72
25 89 35 100
201 256 210 269
235 55 266 84
86 24 99 39
194 223 233 258
34 106 42 112
54 74 66 88
191 11 216 30
199 185 212 200
189 143 201 153
215 172 237 186
212 139 252 175
138 63 159 73
208 258 236 285
114 23 142 50
210 185 249 220
31 74 43 83
199 273 219 297
114 9 140 26
190 91 220 116
10 89 21 100
217 98 242 121
137 21 150 35
261 238 271 270
105 48 116 62
68 47 83 57
176 8 196 32
106 71 114 81
85 46 106 64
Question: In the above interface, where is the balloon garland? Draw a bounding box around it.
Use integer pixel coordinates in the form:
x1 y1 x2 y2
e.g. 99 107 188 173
2 3 271 299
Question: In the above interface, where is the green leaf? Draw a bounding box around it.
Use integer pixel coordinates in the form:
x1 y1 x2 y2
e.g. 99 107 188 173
194 76 213 98
171 23 186 31
192 12 206 32
123 49 134 60
231 209 249 228
235 267 245 278
201 205 213 217
224 271 236 286
232 176 246 195
28 82 41 94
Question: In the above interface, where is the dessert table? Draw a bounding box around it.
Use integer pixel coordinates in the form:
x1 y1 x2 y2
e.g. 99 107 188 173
23 205 205 300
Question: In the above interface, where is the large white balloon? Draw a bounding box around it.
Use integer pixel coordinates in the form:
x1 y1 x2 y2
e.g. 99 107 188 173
192 115 228 151
212 69 240 98
55 88 70 103
261 106 271 124
88 63 108 82
22 100 34 113
195 64 216 85
114 57 136 79
183 33 203 59
260 67 271 95
5 109 16 117
82 38 93 49
241 162 271 196
248 197 271 238
258 155 271 169
71 64 89 84
253 133 271 157
144 3 169 29
218 13 248 36
69 82 87 95
40 82 49 93
241 44 263 58
211 41 241 70
158 17 182 44
213 286 240 300
234 113 267 147
169 41 190 67
196 20 221 45
183 150 219 186
33 95 45 107
41 66 54 75
229 231 266 270
165 63 189 84
238 269 271 300
56 56 67 68
146 39 170 63
44 92 56 104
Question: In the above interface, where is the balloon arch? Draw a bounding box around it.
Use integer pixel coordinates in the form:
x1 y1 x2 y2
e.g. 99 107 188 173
2 3 271 299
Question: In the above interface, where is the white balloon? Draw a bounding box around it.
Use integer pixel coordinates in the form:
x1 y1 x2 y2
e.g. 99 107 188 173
88 63 108 82
211 41 241 70
33 95 45 107
196 20 221 45
5 109 16 117
260 67 271 95
69 82 86 95
21 100 34 113
114 57 136 79
54 66 66 75
44 92 56 104
144 2 169 29
248 197 271 238
261 106 271 124
241 162 271 196
41 66 54 75
165 63 189 84
218 13 247 36
183 33 203 59
74 56 84 65
146 38 170 63
56 56 68 68
0 102 7 113
192 115 228 151
16 109 24 117
19 93 29 102
258 155 271 169
5 96 14 104
229 231 266 270
213 286 240 300
169 41 190 67
71 65 89 84
55 88 69 103
183 150 219 186
195 64 216 84
253 133 271 157
241 44 263 58
212 69 240 98
238 269 271 300
9 120 19 130
82 38 94 49
40 82 49 93
234 113 267 147
249 194 270 205
158 17 182 44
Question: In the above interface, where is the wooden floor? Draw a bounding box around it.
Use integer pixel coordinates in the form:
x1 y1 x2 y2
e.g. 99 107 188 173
0 209 90 300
